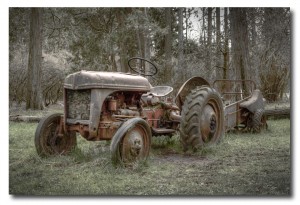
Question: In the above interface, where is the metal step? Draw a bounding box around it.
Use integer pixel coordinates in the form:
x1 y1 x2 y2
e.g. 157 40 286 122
151 127 176 134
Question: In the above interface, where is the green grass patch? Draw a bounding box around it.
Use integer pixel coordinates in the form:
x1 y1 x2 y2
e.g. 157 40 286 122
9 119 290 196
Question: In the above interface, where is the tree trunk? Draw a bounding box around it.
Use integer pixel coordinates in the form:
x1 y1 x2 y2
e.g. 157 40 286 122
201 8 206 45
185 8 188 43
136 9 145 59
216 7 221 79
26 8 43 110
164 8 172 85
119 41 128 73
230 8 250 95
223 7 229 80
206 8 212 75
178 8 184 83
111 53 117 72
136 27 143 57
116 9 130 73
144 8 151 79
250 9 257 47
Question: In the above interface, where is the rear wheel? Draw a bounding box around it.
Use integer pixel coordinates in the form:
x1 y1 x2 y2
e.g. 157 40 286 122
110 118 151 166
249 109 267 133
35 113 77 157
180 86 224 151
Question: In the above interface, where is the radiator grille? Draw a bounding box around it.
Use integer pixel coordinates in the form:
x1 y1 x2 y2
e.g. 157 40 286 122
66 89 91 120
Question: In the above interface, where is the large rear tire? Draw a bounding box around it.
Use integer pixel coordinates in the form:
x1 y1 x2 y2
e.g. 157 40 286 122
35 113 77 157
180 86 224 151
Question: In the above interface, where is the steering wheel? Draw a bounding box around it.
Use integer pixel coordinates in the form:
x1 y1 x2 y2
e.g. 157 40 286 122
128 57 158 77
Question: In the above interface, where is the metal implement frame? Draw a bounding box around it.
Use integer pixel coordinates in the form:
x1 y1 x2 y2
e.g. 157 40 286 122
213 79 257 131
213 79 256 101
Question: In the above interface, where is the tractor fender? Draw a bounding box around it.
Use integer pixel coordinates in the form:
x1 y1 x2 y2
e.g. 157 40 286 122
175 76 210 110
240 89 265 113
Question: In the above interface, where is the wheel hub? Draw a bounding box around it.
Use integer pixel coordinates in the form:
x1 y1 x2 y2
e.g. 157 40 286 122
210 115 217 133
122 129 144 163
130 136 142 157
201 104 217 142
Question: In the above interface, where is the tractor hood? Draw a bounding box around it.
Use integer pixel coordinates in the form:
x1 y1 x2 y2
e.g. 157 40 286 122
64 71 151 91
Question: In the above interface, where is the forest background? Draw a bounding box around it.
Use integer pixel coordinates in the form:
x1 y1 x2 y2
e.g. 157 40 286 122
9 7 290 109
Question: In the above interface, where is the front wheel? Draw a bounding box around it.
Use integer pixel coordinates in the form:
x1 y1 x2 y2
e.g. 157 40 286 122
110 118 151 166
180 86 224 151
35 113 77 157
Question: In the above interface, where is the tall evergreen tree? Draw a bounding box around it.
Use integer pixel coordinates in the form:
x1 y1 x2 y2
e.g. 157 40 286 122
26 8 43 110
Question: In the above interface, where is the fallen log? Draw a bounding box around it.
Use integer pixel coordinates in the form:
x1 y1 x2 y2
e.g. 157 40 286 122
264 107 290 119
9 115 41 122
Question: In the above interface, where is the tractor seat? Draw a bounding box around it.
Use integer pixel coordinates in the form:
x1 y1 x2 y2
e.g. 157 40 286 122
149 86 173 97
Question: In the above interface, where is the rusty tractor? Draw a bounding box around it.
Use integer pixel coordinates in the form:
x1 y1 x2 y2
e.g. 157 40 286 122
35 57 267 166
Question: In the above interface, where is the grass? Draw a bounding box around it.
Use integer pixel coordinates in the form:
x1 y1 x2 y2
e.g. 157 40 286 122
9 119 290 196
